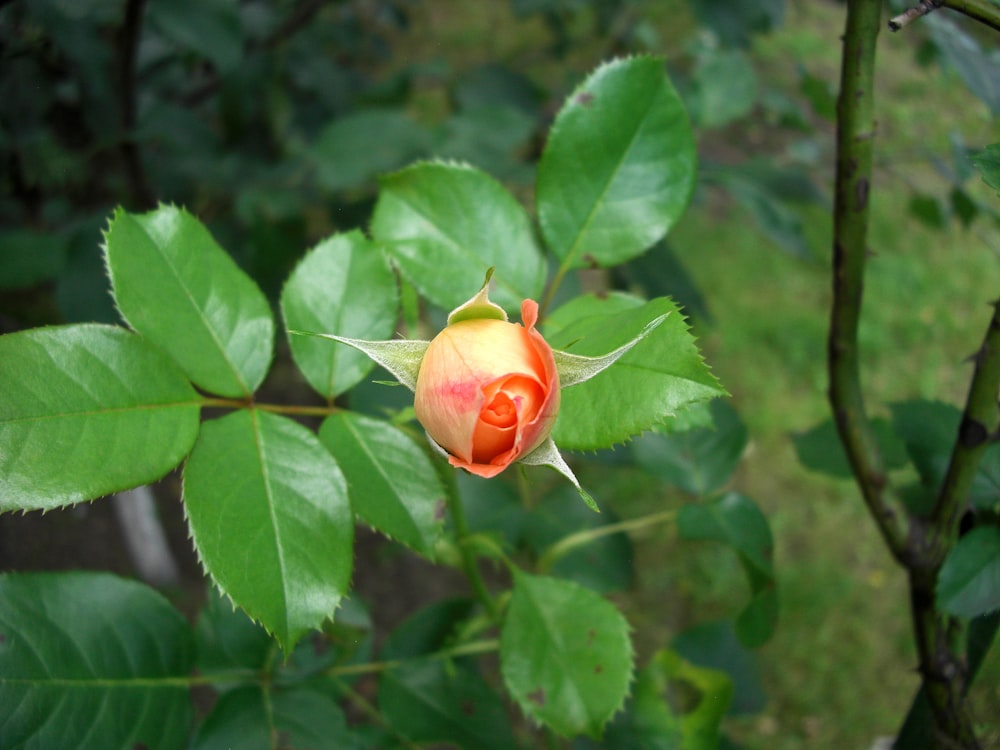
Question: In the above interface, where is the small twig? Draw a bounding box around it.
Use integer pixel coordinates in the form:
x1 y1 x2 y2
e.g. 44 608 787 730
890 0 1000 32
889 0 945 31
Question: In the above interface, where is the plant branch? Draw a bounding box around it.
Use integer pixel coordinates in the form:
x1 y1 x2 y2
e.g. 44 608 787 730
889 0 1000 32
537 509 677 573
828 0 915 564
932 300 1000 545
117 0 155 209
444 475 501 622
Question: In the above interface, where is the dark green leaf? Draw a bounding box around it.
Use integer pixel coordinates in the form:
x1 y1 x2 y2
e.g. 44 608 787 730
793 416 908 479
927 16 1000 114
689 49 758 128
105 205 275 398
0 571 194 750
379 661 516 750
191 685 361 750
689 0 784 47
456 472 529 548
381 598 477 661
313 109 432 192
281 230 399 398
631 399 747 495
372 161 545 313
500 571 634 737
678 493 777 647
526 485 633 592
319 412 445 557
0 229 68 290
908 193 947 229
971 143 1000 196
0 325 200 511
546 293 725 451
614 241 712 322
148 0 243 74
195 589 274 674
937 526 1000 618
537 56 696 269
673 620 767 715
183 410 353 652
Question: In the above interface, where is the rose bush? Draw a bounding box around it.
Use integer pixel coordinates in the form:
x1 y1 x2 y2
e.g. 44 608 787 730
414 299 560 477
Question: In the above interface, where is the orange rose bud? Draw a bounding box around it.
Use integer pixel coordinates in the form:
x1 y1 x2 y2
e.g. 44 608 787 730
414 299 559 478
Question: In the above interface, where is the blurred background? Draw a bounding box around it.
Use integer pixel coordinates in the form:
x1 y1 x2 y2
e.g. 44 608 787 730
1 1 999 747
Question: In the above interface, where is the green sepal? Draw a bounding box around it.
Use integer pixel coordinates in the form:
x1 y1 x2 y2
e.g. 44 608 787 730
554 312 669 387
520 437 598 512
289 331 428 392
447 267 508 325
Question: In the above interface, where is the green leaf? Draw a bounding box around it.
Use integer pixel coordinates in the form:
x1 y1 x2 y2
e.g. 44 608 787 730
545 293 725 451
928 16 1000 114
105 205 275 398
536 56 696 269
673 620 767 715
192 685 362 750
936 526 1000 619
183 409 353 652
371 161 545 313
689 0 784 47
0 228 69 289
971 143 1000 196
313 109 432 192
793 416 908 480
281 230 399 399
148 0 243 74
689 48 758 129
379 661 516 750
500 571 634 737
0 324 200 511
195 589 274 674
0 571 194 750
678 493 777 647
318 412 445 557
631 399 747 495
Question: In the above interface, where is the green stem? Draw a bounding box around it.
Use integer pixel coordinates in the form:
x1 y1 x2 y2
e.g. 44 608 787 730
445 476 501 622
828 0 915 564
537 509 677 573
200 397 339 418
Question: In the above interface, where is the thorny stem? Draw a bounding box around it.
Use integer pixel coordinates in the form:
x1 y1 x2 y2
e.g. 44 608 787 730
889 0 1000 32
831 1 989 747
828 0 914 564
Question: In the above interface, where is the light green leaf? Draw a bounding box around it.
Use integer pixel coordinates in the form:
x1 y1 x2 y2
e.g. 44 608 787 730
0 324 200 511
678 493 778 647
281 230 399 399
689 48 758 129
371 161 546 313
105 205 275 398
319 412 445 557
937 526 1000 619
148 0 243 74
536 56 696 269
379 661 516 750
192 685 362 750
500 571 633 738
183 409 353 652
545 293 725 451
0 571 194 750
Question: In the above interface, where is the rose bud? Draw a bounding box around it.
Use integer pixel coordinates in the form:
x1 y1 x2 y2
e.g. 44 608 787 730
414 298 559 478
